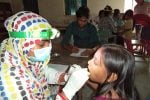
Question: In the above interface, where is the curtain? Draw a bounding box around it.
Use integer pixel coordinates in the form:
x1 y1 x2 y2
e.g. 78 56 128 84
65 0 87 15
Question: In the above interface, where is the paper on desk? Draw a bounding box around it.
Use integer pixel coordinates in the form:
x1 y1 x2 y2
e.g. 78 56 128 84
70 48 88 57
48 63 69 72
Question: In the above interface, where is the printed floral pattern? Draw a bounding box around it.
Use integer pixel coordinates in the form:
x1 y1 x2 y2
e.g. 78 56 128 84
0 11 54 99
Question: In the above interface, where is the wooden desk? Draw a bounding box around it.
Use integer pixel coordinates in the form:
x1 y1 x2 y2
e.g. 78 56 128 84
53 25 67 30
50 40 90 67
50 52 89 68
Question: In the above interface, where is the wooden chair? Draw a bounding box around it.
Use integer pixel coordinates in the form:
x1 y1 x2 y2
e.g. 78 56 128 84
124 39 144 57
0 2 13 42
124 29 150 72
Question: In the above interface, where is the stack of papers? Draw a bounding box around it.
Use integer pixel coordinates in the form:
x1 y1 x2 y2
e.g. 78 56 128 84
70 48 88 57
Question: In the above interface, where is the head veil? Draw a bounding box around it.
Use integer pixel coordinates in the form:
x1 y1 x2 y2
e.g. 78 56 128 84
0 11 59 99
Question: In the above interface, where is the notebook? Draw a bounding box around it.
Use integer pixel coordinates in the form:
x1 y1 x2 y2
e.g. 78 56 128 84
70 48 88 57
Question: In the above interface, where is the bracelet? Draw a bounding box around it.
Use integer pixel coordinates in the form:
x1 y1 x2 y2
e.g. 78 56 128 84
58 93 66 100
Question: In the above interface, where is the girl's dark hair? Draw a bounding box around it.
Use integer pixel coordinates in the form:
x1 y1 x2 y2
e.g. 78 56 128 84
76 6 90 19
95 44 139 100
113 9 120 17
98 10 104 18
122 9 133 20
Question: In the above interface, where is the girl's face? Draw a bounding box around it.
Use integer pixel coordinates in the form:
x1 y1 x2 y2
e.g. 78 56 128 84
88 48 108 83
88 48 107 83
28 40 51 57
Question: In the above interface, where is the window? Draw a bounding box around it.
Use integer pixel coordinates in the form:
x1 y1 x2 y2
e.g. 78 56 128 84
124 0 137 12
64 0 87 15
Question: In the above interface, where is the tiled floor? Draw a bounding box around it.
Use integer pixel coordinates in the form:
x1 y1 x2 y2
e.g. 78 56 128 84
134 57 150 100
73 57 150 100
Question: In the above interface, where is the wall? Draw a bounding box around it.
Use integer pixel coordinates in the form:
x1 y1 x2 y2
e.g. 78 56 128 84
38 0 76 26
0 0 125 26
0 0 23 13
88 0 124 17
38 0 125 26
11 0 23 13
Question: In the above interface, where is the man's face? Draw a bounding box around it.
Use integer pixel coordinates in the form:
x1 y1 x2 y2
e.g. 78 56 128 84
77 16 88 28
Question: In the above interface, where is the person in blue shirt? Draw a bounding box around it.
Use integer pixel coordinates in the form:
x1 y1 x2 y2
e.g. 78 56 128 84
113 9 124 32
61 6 99 56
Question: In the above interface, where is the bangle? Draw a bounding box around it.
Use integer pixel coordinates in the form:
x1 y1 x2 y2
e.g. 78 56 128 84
58 93 66 100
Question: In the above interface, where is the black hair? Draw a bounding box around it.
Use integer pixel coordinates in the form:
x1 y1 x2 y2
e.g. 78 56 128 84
113 9 120 17
95 44 140 100
98 10 104 18
104 5 112 11
103 5 113 17
122 9 133 20
76 6 90 19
